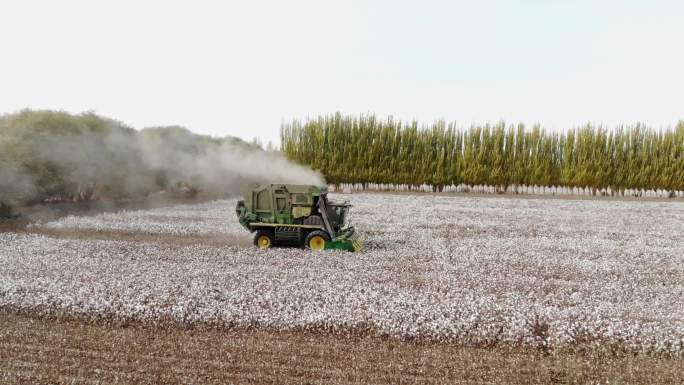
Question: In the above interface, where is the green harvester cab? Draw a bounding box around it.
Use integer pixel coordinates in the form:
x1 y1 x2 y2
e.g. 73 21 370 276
236 184 363 251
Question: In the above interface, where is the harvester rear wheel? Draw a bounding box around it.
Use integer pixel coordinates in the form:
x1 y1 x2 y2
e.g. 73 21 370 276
254 230 274 249
305 230 330 251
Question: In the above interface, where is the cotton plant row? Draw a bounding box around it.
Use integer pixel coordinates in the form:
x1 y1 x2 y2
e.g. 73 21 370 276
37 200 244 236
2 194 683 355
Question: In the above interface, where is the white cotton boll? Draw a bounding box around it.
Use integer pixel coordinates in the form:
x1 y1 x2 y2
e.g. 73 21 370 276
1 194 683 354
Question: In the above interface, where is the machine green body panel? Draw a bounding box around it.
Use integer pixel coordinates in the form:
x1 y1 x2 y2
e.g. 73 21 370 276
237 184 327 228
325 227 363 251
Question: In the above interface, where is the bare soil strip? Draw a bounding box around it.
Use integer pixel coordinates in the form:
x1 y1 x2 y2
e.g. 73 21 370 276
1 313 682 385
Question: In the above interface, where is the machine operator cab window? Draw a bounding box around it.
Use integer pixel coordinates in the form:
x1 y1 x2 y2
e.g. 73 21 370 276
327 203 350 232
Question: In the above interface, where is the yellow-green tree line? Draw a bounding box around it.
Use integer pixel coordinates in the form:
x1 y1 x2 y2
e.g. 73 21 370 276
281 113 684 195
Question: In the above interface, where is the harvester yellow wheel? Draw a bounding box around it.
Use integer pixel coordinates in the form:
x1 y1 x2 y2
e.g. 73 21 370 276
305 230 329 251
309 235 325 250
253 230 273 249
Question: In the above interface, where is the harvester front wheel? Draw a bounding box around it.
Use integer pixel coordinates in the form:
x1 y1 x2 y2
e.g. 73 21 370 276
254 230 274 249
305 230 330 251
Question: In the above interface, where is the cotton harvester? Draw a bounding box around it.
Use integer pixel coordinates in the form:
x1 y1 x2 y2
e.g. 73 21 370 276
236 184 362 251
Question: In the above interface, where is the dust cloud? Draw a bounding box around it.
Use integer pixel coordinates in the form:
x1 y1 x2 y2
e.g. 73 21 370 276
0 110 324 208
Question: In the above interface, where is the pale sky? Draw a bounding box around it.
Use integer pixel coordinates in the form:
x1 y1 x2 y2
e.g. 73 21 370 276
1 0 683 144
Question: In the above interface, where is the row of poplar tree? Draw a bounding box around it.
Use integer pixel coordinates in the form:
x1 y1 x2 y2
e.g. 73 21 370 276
280 113 684 195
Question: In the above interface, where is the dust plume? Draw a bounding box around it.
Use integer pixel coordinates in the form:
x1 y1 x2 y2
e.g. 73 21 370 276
0 110 324 208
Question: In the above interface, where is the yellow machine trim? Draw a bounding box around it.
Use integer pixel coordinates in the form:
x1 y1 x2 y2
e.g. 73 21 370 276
292 206 312 219
251 223 323 229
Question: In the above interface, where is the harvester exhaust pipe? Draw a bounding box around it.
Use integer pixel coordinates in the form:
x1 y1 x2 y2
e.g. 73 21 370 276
317 197 335 239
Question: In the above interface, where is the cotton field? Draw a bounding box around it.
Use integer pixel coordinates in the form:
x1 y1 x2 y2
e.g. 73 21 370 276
37 200 245 236
2 194 684 355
